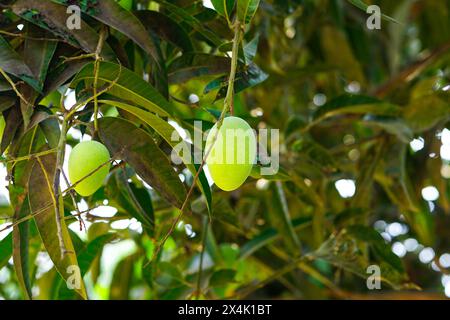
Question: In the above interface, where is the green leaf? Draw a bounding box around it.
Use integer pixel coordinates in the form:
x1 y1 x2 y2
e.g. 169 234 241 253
28 151 87 299
109 254 135 300
106 170 155 236
239 217 311 260
375 143 434 246
291 138 337 173
0 35 39 92
53 0 168 96
211 0 236 21
168 54 231 84
135 10 194 53
12 197 32 299
403 94 450 133
244 34 259 63
98 117 187 208
12 0 115 60
57 233 116 299
59 0 160 64
250 165 291 181
103 100 212 213
0 232 12 269
1 106 22 154
312 94 400 121
347 225 404 273
347 0 401 24
72 62 173 117
23 25 57 90
158 1 223 47
320 25 365 85
100 99 212 214
209 268 236 287
0 96 15 113
268 182 302 255
20 24 57 127
308 226 418 290
237 0 260 25
363 115 413 143
205 62 268 99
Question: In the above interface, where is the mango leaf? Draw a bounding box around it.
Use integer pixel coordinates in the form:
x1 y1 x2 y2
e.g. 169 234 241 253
268 182 302 255
72 62 173 117
244 34 259 63
237 0 261 25
100 99 212 214
98 117 187 209
20 24 58 127
52 0 168 96
209 268 236 287
362 115 413 143
57 233 116 299
0 79 12 92
312 94 400 121
0 96 15 113
12 196 32 299
110 254 136 300
135 10 194 53
308 226 418 290
211 0 236 21
1 106 22 154
23 25 57 90
106 170 155 236
55 0 160 64
250 164 291 181
205 62 268 99
168 54 230 84
320 25 365 85
403 94 450 133
240 217 311 260
375 143 434 246
28 151 87 299
158 1 222 47
43 59 90 95
12 0 115 60
0 232 12 269
347 0 400 24
291 138 337 173
0 35 39 92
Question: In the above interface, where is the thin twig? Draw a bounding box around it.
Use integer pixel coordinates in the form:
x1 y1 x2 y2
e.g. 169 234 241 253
61 170 85 231
195 217 209 299
149 21 243 266
93 27 107 132
0 66 33 109
0 30 62 42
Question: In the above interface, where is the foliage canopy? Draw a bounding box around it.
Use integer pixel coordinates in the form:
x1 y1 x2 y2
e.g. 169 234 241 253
0 0 449 300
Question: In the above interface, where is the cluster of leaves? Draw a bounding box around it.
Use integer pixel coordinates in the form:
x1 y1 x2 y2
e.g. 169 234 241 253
0 0 449 300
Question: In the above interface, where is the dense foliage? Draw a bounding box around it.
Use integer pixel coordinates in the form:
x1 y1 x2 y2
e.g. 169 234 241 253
0 0 449 300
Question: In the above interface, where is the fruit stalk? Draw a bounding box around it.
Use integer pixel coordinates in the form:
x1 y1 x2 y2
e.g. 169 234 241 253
224 22 242 116
150 20 243 263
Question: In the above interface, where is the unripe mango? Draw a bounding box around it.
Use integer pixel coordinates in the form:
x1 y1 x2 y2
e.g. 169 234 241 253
205 116 257 191
68 141 110 196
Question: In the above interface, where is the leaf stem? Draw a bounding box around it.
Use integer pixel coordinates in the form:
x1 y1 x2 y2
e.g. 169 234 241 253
52 119 69 258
